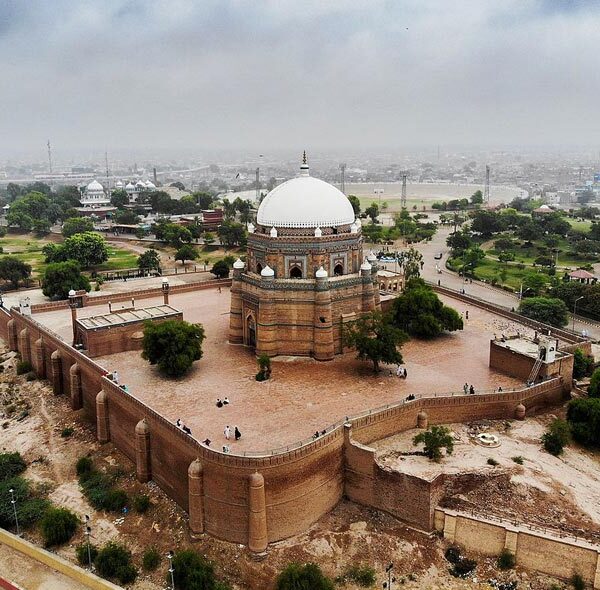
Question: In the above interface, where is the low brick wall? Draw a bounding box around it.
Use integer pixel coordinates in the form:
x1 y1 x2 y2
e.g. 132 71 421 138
435 508 600 588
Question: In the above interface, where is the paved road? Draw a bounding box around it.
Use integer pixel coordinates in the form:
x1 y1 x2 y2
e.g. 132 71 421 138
0 544 90 590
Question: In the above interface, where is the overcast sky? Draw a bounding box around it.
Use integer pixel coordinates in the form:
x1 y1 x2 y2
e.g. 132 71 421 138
1 0 599 157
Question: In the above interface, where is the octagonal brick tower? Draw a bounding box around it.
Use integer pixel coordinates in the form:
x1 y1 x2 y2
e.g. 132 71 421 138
229 153 380 360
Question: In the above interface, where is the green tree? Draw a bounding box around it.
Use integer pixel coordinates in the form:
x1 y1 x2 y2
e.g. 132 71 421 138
192 192 214 210
397 246 424 282
276 563 334 590
470 189 483 205
142 320 205 378
470 210 504 236
40 507 78 547
41 261 90 300
365 202 380 223
62 216 94 237
446 231 472 254
33 218 51 235
211 259 230 278
110 189 129 208
572 348 594 380
163 224 193 248
587 367 600 397
6 210 33 231
137 249 161 271
0 257 32 288
413 425 454 461
203 232 215 247
44 232 108 269
113 209 139 225
175 244 198 264
218 220 246 248
347 195 361 215
567 398 600 448
522 272 547 297
343 311 408 372
541 418 570 456
518 297 568 327
461 246 485 275
0 452 26 481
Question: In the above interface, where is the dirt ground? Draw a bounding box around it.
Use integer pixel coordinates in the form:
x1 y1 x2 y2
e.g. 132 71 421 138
33 289 525 453
373 415 600 542
0 343 590 590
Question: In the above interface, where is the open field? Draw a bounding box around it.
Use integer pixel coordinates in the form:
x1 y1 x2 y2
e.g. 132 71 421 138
346 182 524 212
34 289 524 453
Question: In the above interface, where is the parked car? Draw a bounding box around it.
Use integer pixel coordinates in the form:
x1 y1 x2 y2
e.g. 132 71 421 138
434 252 443 260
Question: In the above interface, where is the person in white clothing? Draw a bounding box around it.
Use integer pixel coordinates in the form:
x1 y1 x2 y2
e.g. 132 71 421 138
224 425 231 440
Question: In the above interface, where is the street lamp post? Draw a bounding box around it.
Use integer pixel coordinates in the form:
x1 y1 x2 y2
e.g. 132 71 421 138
382 562 395 589
9 488 20 536
573 296 584 333
85 515 92 569
167 550 175 590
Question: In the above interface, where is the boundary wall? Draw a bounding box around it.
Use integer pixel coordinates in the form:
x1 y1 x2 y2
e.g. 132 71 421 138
0 291 571 552
435 508 600 589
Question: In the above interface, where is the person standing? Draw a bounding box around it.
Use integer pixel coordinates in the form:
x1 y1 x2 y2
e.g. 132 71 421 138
234 426 241 441
463 383 468 395
112 370 119 385
469 385 475 395
224 425 231 440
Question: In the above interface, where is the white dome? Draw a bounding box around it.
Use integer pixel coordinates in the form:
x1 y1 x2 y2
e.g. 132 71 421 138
247 222 255 233
116 181 124 188
360 259 372 272
270 226 278 237
315 266 328 279
233 258 245 269
314 227 322 237
260 265 275 278
257 160 355 229
125 182 135 190
87 180 104 192
145 180 156 189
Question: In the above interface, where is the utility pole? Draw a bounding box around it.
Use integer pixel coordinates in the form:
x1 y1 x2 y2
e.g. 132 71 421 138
105 150 110 191
339 163 346 194
401 174 407 210
255 167 260 201
47 140 53 174
484 165 490 205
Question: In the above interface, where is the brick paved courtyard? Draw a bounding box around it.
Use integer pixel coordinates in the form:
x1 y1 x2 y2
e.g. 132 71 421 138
34 288 524 452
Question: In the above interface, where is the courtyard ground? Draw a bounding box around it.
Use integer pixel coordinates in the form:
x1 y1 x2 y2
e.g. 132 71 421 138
0 352 586 590
33 289 525 453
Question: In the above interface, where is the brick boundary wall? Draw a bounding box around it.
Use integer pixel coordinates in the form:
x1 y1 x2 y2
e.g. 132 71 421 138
435 508 600 588
29 278 233 313
0 303 570 551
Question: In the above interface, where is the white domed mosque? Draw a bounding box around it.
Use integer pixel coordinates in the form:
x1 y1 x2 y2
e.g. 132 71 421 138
81 180 111 208
230 152 380 360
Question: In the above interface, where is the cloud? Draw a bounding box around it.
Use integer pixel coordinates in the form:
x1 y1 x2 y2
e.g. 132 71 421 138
0 0 599 157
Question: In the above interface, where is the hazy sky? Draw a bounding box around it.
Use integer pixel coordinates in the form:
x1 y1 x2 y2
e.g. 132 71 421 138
1 0 599 156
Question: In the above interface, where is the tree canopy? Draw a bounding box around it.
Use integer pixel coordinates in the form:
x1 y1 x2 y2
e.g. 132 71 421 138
211 259 230 278
62 217 94 238
110 189 129 208
343 311 408 372
413 425 454 461
391 279 463 338
43 232 108 269
0 257 32 289
137 249 161 271
175 244 198 264
41 261 90 300
142 320 205 378
276 563 334 590
347 195 361 215
217 220 247 248
567 398 600 448
518 296 568 327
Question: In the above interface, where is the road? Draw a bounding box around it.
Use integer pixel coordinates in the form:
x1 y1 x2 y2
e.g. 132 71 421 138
379 224 600 340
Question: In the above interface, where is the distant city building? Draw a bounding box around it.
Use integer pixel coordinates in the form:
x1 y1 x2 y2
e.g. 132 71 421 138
124 180 156 203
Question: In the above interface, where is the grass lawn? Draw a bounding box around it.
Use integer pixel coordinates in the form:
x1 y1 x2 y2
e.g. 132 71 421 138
566 218 593 232
0 234 140 277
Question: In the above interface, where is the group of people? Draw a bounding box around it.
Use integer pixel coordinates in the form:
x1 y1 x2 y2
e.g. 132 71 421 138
395 365 408 378
175 418 192 435
215 397 230 407
223 425 242 441
463 383 476 395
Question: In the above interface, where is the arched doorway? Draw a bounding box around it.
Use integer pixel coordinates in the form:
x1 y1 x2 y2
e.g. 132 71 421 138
333 263 344 276
290 266 302 279
246 314 256 348
256 263 263 274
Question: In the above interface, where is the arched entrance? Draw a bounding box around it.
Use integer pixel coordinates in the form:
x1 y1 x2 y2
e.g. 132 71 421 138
333 263 344 276
256 263 263 274
246 314 256 348
290 266 303 279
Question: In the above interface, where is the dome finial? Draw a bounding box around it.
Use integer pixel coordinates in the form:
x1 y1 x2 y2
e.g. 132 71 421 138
300 150 310 177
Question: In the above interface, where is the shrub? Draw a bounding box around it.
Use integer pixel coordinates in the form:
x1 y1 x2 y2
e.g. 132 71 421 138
16 360 32 375
75 456 93 477
445 546 462 564
16 497 51 528
75 542 98 566
142 546 161 571
588 367 600 397
171 550 219 589
497 548 516 570
94 542 138 585
567 398 600 448
61 427 74 438
133 494 151 513
276 563 334 590
103 489 128 512
573 348 594 380
487 458 499 466
450 558 477 578
413 425 454 461
40 507 79 547
345 564 376 587
0 452 26 481
512 456 524 465
0 476 49 528
542 419 571 456
571 573 585 590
